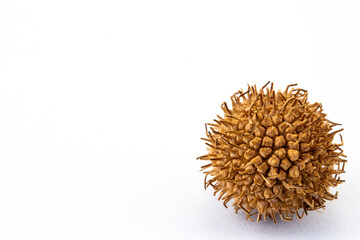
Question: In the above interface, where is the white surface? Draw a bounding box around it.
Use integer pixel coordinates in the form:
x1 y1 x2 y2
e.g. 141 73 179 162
0 1 360 239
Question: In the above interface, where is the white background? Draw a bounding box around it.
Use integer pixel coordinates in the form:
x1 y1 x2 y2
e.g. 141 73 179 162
0 1 359 239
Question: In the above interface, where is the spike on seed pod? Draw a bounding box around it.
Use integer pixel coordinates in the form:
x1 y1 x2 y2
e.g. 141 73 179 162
198 82 346 223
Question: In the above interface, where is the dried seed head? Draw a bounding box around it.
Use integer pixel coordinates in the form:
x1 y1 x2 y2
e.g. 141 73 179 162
198 82 346 223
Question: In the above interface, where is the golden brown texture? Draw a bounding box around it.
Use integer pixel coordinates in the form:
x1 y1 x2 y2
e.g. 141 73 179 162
198 82 346 223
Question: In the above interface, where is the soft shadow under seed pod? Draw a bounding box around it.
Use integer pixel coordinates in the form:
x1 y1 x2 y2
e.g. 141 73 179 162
197 82 346 223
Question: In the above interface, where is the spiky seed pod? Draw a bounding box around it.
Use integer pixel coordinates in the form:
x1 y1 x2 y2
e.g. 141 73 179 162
198 82 346 223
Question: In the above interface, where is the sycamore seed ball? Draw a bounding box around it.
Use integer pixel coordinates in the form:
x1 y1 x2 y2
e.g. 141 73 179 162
198 82 346 223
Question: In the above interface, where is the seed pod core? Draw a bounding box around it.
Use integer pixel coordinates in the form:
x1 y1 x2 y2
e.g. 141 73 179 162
198 82 346 223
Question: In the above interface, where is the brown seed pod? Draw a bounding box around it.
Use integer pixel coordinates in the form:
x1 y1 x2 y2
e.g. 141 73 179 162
197 82 346 223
